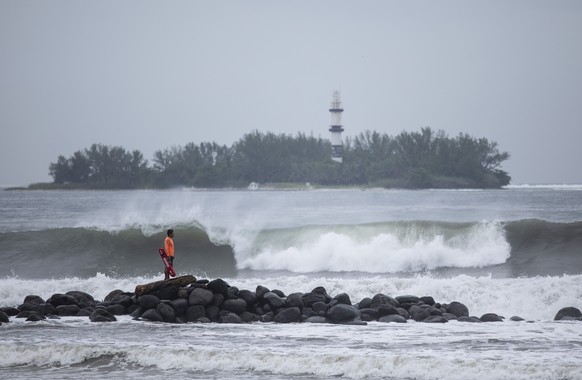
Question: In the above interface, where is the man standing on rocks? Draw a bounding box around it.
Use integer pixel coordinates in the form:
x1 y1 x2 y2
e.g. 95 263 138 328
164 229 175 280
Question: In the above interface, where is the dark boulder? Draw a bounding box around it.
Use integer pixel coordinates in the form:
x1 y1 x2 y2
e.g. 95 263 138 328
66 291 95 307
186 305 206 322
510 316 525 322
170 298 190 316
378 314 407 323
26 313 46 322
264 292 285 309
286 293 304 309
458 316 482 323
446 301 469 318
226 286 239 300
205 305 220 321
56 304 81 316
420 296 435 306
47 293 78 307
130 307 143 318
23 295 45 305
139 295 160 310
256 285 270 299
218 311 243 324
189 288 214 306
327 304 359 323
274 307 301 323
333 293 352 305
153 286 178 301
106 304 126 316
212 293 225 308
141 309 164 322
411 308 431 322
238 290 257 306
0 311 9 323
442 313 458 321
377 305 400 317
481 313 504 322
110 295 133 308
1 307 19 316
395 295 419 305
222 298 247 314
90 308 117 322
104 290 125 302
303 315 327 323
272 289 286 298
422 315 448 323
207 278 230 297
302 292 328 307
311 286 331 302
312 301 328 315
554 307 582 321
156 302 176 323
357 297 373 309
360 308 380 321
370 294 399 309
239 311 259 323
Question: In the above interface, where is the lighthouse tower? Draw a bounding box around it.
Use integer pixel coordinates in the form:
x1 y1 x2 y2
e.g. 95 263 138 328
329 91 344 162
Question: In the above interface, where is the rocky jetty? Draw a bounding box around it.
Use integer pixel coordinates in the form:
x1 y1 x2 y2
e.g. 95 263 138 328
1 275 581 325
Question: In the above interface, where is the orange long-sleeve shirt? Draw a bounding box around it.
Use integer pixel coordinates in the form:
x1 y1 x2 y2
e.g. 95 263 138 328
164 236 174 257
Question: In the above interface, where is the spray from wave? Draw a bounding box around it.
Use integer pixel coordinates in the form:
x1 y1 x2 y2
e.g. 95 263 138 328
237 221 510 273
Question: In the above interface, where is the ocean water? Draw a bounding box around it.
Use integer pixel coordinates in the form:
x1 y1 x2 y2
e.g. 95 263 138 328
1 186 582 379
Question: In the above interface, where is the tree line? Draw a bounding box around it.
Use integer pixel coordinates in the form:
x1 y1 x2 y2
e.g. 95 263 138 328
47 127 511 189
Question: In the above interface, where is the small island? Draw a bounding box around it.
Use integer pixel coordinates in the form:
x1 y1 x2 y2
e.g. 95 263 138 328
25 127 510 190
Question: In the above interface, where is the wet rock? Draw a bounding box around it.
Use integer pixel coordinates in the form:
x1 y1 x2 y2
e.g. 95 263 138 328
139 295 160 310
554 307 582 321
170 298 189 316
264 292 285 309
423 315 448 323
106 304 126 316
90 308 117 322
286 293 304 309
395 295 419 305
327 304 359 323
333 293 352 305
23 295 45 305
218 311 243 324
186 305 206 322
222 298 247 314
274 307 301 323
207 278 230 297
378 314 407 323
481 313 504 322
370 294 399 309
238 290 257 306
510 316 525 322
57 304 81 316
156 302 175 323
26 313 46 322
47 293 78 307
141 308 163 322
0 307 19 316
446 301 469 318
189 288 214 306
458 316 482 323
0 311 9 323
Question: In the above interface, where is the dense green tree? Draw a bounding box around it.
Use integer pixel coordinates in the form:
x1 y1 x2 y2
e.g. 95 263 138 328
49 127 511 189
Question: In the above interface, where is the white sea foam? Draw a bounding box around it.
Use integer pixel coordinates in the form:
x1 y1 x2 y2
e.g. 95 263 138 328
1 321 581 380
238 221 510 273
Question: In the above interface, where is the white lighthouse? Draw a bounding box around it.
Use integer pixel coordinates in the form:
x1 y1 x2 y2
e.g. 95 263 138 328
329 91 344 162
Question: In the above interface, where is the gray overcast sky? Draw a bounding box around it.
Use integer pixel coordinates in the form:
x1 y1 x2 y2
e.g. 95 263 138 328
1 1 581 186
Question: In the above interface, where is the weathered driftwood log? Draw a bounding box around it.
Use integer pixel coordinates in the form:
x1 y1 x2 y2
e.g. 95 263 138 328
135 275 196 296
